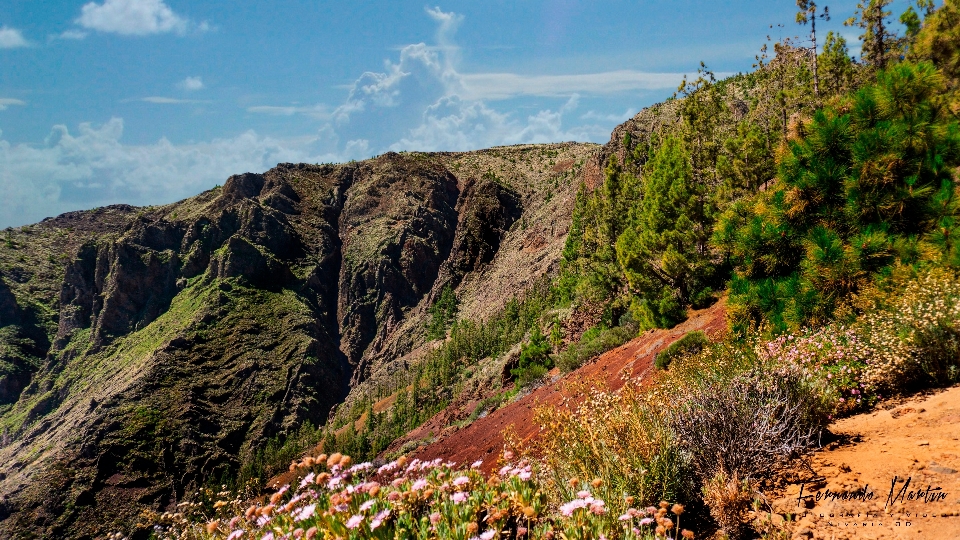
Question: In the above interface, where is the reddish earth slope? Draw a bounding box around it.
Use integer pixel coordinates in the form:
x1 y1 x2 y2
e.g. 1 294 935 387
410 299 728 473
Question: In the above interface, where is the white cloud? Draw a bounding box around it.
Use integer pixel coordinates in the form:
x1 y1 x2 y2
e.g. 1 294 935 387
0 98 26 111
580 108 638 123
0 26 29 48
460 71 685 101
57 29 89 40
178 76 204 91
76 0 204 36
0 118 351 228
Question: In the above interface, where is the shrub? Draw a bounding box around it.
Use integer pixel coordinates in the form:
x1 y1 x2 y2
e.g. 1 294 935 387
511 326 553 386
654 331 709 370
534 381 691 516
669 364 828 484
556 323 639 373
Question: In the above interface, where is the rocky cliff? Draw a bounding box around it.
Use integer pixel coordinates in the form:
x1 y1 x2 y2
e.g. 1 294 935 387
0 143 596 538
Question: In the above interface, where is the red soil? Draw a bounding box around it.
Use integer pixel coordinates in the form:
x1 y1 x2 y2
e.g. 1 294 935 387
410 299 728 474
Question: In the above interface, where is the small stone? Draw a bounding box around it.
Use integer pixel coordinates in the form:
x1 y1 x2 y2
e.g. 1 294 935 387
929 463 958 474
918 440 930 446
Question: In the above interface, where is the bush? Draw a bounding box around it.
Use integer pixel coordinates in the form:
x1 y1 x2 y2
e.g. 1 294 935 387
511 326 553 386
669 364 828 484
534 381 692 515
556 323 638 372
654 331 709 370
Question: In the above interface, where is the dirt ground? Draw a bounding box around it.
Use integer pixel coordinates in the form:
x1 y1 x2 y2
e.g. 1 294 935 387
767 385 960 539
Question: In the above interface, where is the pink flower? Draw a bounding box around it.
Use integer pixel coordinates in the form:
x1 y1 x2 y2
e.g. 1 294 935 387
226 530 244 540
299 472 315 489
518 470 532 481
261 534 274 540
577 490 591 499
480 531 496 540
639 517 654 526
559 498 589 516
360 500 376 511
412 478 428 491
430 512 442 524
294 504 316 522
453 476 470 487
370 509 390 530
451 492 468 504
346 515 363 529
471 460 483 469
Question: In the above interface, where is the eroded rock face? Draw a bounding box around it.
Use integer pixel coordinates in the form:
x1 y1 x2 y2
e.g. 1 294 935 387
0 145 596 539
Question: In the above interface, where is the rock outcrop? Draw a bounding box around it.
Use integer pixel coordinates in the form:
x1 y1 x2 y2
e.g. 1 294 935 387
0 143 597 538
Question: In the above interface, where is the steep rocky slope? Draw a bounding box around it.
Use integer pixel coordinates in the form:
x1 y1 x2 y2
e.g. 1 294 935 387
0 143 596 538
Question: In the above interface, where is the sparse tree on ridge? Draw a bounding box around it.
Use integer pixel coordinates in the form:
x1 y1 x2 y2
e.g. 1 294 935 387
796 0 831 99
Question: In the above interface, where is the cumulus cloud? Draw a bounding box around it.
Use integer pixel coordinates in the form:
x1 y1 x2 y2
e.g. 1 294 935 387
6 7 662 227
0 98 26 111
76 0 205 36
0 26 29 48
250 7 679 153
178 76 204 91
0 118 355 228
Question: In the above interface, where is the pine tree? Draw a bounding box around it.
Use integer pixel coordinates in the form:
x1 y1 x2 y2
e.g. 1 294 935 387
845 0 899 70
819 31 856 97
616 135 717 328
716 61 960 331
796 1 831 99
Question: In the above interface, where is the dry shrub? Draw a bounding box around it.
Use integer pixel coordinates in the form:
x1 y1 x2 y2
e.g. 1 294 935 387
533 378 690 516
701 470 754 540
669 364 828 485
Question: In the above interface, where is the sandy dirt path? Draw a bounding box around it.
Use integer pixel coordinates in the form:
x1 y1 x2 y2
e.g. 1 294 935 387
770 385 960 539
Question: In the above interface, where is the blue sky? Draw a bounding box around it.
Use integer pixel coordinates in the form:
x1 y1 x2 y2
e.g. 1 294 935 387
0 0 916 227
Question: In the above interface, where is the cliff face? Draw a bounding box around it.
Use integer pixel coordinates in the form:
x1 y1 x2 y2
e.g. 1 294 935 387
0 144 597 538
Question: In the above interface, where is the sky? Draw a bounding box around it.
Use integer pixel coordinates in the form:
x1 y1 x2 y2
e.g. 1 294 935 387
0 0 917 228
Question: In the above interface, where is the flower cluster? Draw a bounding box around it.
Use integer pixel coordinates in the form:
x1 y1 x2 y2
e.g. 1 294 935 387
154 451 689 540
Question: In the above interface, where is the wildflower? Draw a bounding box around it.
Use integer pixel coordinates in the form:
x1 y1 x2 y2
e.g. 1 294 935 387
518 469 532 481
370 509 390 530
480 531 496 540
412 478 428 491
346 515 363 529
671 503 684 515
452 492 468 503
262 533 275 540
453 475 470 487
205 520 219 534
517 526 528 536
226 530 244 540
293 504 316 522
559 498 589 516
471 460 483 469
430 512 442 524
360 499 376 511
305 527 317 540
681 530 695 539
639 517 654 526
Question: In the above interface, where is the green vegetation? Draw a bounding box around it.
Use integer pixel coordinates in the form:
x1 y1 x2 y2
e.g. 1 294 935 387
654 331 709 370
426 285 458 340
715 61 960 332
